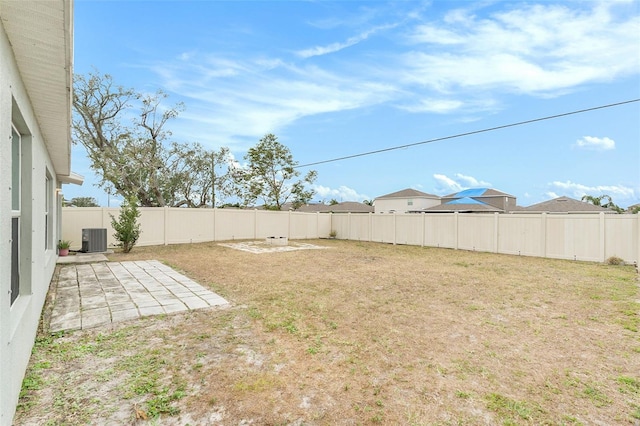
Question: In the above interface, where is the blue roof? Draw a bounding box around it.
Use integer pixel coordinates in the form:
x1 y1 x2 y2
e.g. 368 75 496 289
454 188 488 197
446 197 487 205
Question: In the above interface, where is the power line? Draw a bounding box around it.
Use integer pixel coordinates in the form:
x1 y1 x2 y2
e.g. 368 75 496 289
296 98 640 169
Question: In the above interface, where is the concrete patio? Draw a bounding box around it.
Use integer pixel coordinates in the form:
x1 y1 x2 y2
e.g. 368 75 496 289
50 258 230 333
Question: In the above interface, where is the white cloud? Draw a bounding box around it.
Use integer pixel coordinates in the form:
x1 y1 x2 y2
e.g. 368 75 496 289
296 23 398 58
406 26 464 45
399 99 463 114
550 180 636 199
148 1 639 151
432 173 492 194
313 184 370 202
545 191 560 199
574 136 615 150
454 173 492 188
151 57 398 149
402 3 639 96
433 174 462 193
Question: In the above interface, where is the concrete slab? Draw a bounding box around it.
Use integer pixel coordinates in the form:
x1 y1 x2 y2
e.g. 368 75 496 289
112 309 140 323
57 252 109 264
219 240 328 254
49 260 230 333
139 305 165 316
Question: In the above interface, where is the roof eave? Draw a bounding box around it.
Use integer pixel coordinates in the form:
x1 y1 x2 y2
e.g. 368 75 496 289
57 171 84 185
2 0 74 175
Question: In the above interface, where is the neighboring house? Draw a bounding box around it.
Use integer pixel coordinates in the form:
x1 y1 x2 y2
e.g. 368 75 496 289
422 188 517 213
1 2 78 424
517 196 616 214
374 188 440 214
627 203 640 214
294 201 374 213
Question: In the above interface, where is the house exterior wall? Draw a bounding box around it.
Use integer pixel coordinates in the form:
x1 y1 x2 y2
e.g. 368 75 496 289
440 194 517 213
480 195 517 212
374 197 440 214
0 22 62 426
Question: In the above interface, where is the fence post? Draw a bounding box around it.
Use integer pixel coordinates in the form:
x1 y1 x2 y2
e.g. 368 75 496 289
636 213 640 265
254 209 258 239
454 212 459 250
164 206 168 246
393 213 397 245
369 212 373 242
599 212 606 262
541 213 547 259
421 212 425 247
329 212 333 238
494 212 499 253
213 208 216 242
288 210 292 239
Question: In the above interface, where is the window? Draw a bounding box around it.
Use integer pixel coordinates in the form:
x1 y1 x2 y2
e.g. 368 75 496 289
11 125 21 305
407 199 413 206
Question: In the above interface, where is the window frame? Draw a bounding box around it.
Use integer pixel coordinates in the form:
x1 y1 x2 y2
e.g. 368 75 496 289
11 124 21 306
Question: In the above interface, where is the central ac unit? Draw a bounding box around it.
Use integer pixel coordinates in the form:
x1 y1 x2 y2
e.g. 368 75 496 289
82 228 107 253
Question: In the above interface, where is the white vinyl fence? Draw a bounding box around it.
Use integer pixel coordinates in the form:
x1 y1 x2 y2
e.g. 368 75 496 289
331 212 639 263
62 208 639 264
62 207 331 249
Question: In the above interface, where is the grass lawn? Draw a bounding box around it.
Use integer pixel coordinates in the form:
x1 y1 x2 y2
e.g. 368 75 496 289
15 239 640 425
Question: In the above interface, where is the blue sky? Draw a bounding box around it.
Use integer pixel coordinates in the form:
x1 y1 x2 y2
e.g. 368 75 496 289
65 0 640 208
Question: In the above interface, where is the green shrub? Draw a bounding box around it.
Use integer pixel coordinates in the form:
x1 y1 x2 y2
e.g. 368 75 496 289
110 196 141 253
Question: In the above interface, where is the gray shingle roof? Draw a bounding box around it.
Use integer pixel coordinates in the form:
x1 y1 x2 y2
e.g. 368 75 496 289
294 202 374 213
375 188 440 200
519 196 613 213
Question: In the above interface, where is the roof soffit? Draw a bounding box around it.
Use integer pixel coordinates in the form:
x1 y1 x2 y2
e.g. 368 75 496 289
1 0 73 175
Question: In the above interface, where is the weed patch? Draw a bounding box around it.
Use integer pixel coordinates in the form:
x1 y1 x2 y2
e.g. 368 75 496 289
486 392 542 422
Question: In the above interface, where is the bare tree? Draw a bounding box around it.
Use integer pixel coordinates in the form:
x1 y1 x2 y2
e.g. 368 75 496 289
73 70 232 207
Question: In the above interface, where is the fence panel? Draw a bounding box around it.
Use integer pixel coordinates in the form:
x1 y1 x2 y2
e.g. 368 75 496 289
348 214 372 241
423 214 457 248
289 212 317 239
136 208 166 246
330 213 350 240
166 208 214 244
545 214 601 261
395 214 423 246
371 215 395 243
498 214 544 257
255 210 289 239
213 209 255 240
604 214 638 261
457 214 496 252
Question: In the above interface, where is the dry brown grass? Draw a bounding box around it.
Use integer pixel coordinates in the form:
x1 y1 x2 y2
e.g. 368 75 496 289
15 239 640 425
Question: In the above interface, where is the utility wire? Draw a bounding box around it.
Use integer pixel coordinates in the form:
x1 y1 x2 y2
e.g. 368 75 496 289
296 98 640 169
